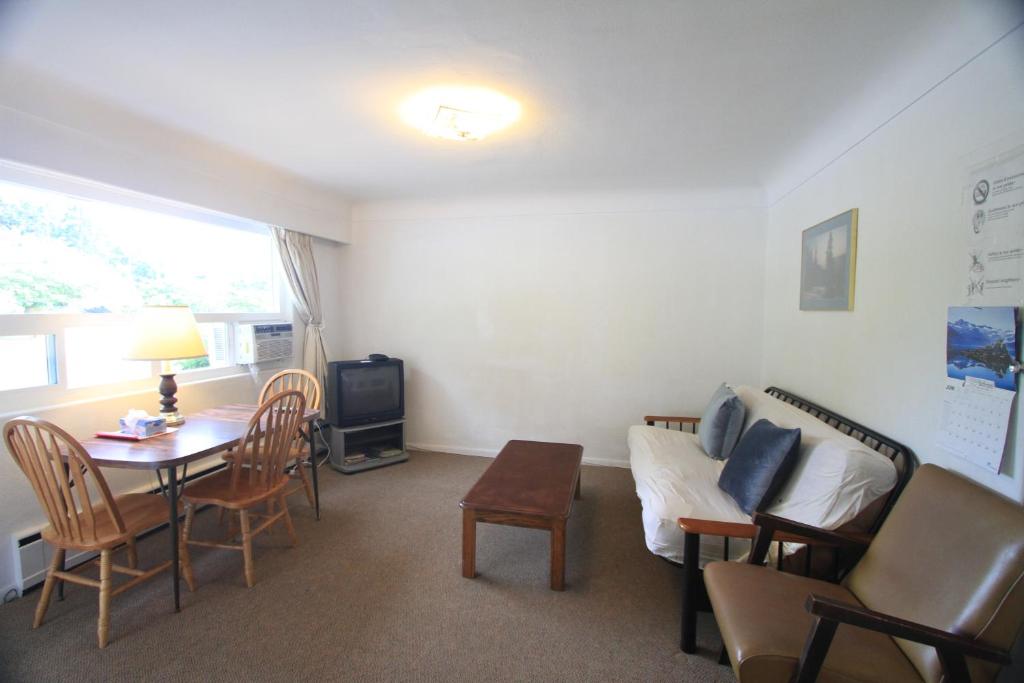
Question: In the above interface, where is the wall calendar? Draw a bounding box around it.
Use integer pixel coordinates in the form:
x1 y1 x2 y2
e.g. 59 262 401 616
938 306 1019 474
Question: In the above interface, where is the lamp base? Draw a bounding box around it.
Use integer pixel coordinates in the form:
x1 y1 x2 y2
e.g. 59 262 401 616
157 373 185 426
161 410 185 427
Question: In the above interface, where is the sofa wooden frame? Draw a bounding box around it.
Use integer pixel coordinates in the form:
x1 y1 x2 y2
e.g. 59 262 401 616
645 386 917 654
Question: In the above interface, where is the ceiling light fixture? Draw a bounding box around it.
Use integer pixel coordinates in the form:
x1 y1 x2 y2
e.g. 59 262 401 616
399 86 521 141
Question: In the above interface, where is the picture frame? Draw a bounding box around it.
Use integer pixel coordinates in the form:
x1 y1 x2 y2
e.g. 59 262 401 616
799 208 858 311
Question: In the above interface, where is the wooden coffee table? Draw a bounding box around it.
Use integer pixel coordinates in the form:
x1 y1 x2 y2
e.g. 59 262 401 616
459 440 583 591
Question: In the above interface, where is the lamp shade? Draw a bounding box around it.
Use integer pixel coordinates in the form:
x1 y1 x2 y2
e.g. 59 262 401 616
124 305 207 361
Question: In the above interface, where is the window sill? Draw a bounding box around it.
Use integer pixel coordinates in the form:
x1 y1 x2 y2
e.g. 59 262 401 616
0 368 263 420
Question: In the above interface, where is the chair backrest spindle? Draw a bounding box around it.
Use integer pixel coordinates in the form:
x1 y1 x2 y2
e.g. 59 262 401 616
4 418 125 547
230 389 306 492
259 368 321 458
259 369 321 411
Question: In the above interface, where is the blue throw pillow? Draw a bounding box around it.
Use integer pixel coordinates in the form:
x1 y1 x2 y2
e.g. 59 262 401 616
717 419 801 515
698 383 746 459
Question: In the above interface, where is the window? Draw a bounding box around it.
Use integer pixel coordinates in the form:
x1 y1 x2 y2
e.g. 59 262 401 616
0 181 276 315
0 173 289 406
171 323 230 374
0 334 56 391
64 326 150 388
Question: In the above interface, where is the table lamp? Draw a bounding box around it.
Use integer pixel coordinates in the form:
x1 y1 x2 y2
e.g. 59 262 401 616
125 305 208 426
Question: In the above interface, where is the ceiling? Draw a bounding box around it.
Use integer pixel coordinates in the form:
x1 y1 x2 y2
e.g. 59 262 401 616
0 1 1020 202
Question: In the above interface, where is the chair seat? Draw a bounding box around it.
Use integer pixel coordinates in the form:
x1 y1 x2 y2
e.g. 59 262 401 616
41 493 176 551
705 562 922 683
182 469 288 509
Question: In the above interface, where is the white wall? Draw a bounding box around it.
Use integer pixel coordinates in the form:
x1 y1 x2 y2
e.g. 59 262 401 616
0 63 352 243
761 28 1024 501
336 192 766 466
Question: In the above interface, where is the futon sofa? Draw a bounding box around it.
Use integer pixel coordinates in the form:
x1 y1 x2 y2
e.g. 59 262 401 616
628 386 908 567
630 385 917 654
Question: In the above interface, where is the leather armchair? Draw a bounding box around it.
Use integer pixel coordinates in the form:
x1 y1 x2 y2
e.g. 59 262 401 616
704 464 1024 682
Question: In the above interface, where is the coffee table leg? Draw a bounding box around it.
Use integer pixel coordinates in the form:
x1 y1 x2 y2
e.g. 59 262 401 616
462 509 476 579
550 519 566 591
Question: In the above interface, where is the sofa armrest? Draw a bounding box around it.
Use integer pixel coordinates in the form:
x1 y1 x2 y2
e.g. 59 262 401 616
644 415 700 426
792 594 1010 682
749 512 871 565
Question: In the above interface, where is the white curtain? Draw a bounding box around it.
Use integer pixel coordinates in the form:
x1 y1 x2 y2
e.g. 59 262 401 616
271 226 328 396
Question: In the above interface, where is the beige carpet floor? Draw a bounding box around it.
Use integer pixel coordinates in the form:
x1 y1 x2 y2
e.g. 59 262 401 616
0 450 734 682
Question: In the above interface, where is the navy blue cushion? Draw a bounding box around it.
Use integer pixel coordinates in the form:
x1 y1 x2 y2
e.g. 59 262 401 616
717 419 801 515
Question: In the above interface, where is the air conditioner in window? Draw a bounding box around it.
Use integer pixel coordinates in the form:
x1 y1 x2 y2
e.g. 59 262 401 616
204 324 229 365
235 323 293 364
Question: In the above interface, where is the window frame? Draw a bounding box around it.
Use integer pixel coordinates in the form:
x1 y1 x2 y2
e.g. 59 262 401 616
0 309 291 412
0 332 58 392
0 163 294 414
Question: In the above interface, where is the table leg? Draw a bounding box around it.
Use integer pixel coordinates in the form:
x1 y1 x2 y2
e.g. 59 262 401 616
168 465 180 612
574 472 582 500
310 422 320 520
550 519 566 591
461 509 476 579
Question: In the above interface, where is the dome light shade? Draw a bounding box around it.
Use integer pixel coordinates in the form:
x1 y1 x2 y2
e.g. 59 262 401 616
399 86 521 141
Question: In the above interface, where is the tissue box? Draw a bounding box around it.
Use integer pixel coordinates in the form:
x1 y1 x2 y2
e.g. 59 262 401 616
119 416 167 437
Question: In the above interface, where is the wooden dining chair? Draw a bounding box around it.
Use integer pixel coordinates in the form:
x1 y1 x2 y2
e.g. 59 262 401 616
180 389 307 588
258 369 321 510
3 417 176 648
221 369 321 514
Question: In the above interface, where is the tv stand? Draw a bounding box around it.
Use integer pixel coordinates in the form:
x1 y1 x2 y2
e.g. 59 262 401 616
328 418 408 474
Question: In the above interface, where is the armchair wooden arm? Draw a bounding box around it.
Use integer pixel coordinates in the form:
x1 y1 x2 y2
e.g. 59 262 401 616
794 594 1010 683
749 512 871 565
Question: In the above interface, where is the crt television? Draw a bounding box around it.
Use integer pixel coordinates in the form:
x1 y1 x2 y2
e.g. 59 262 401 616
325 358 404 427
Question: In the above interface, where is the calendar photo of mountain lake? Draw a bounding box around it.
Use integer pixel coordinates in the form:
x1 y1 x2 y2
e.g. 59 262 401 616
947 306 1018 391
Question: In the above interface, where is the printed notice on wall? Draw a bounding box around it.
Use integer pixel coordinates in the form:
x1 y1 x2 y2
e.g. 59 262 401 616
966 147 1024 304
938 306 1019 473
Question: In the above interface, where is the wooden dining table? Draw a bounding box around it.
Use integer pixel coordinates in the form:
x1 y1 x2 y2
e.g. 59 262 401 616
78 404 322 612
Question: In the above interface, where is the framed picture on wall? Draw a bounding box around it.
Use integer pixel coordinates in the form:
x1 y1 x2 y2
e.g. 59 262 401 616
799 208 858 311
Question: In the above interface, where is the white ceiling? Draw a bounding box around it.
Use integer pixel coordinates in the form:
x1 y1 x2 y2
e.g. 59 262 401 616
0 0 1020 202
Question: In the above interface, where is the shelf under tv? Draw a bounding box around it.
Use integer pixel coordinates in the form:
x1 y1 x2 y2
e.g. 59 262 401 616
328 418 408 474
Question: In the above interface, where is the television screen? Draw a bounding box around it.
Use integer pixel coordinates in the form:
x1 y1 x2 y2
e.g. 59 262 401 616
341 365 400 415
326 359 404 427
